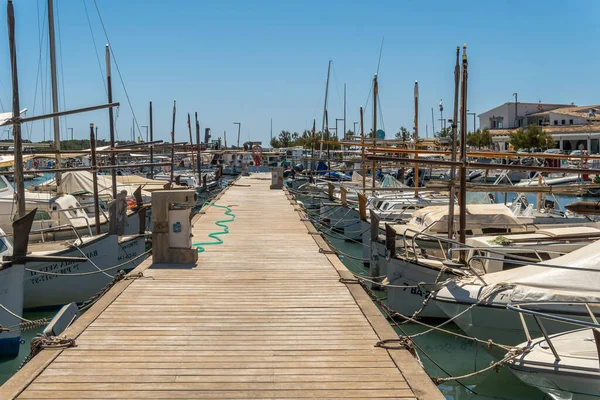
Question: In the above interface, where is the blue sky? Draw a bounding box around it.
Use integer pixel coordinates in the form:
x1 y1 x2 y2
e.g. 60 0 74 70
0 0 598 145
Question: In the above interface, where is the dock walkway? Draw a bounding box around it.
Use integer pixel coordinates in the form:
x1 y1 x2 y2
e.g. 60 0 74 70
1 173 442 399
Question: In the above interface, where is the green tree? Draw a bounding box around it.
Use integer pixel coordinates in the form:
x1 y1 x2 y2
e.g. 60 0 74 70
277 130 292 147
270 137 281 148
466 128 492 149
509 125 555 150
435 127 452 139
345 130 354 140
395 126 410 142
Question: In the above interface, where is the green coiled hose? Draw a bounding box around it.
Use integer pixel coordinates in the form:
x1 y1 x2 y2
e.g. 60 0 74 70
192 203 236 253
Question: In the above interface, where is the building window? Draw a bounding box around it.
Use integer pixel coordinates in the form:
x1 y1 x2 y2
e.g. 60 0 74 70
561 119 566 125
498 121 503 128
538 119 542 126
554 120 558 125
569 119 573 125
492 121 496 128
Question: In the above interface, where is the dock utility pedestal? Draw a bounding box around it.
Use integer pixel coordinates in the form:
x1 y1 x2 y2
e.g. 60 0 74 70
152 189 198 265
270 167 283 189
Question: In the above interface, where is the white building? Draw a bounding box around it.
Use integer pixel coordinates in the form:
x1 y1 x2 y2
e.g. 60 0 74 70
479 103 600 153
478 102 571 130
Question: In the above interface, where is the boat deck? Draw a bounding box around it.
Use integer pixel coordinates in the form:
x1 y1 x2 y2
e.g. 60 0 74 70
0 173 442 399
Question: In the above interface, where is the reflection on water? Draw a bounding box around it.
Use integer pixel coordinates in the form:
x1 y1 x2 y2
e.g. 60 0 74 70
324 231 546 400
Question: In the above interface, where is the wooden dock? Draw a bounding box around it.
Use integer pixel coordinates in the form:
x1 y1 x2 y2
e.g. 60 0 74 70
1 173 442 399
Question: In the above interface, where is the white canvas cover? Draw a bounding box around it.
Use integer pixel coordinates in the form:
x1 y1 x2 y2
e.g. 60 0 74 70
463 239 600 303
39 171 151 200
411 203 524 233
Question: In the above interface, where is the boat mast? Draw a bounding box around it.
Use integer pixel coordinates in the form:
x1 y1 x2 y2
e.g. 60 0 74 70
106 45 117 199
195 112 201 180
372 73 377 188
342 83 346 155
458 44 469 256
149 101 154 179
7 0 24 218
48 0 61 189
170 100 176 184
360 106 365 195
413 80 419 196
90 124 101 235
320 60 332 156
310 119 315 171
187 113 196 179
447 46 460 240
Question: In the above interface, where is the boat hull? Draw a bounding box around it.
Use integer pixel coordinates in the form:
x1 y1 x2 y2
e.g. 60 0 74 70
23 234 146 310
0 264 24 358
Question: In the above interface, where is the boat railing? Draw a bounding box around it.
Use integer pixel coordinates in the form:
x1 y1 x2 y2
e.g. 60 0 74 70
401 227 489 284
49 208 95 237
449 247 568 273
507 301 600 361
31 223 84 244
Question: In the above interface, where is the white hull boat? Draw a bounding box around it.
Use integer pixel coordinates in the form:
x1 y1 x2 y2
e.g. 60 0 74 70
509 328 600 400
435 239 600 350
22 233 146 310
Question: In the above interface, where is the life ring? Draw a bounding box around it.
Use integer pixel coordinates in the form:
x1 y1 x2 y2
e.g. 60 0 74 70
582 150 588 166
251 145 263 157
252 145 263 167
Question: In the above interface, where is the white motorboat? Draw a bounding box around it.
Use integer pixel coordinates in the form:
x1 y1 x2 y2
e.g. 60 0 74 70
21 232 146 310
506 303 600 400
381 226 600 319
434 239 600 349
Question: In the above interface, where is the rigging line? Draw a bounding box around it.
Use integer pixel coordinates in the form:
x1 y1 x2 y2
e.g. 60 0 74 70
377 91 385 132
55 0 68 140
82 0 107 95
376 36 384 75
92 0 142 138
330 61 343 117
28 0 48 140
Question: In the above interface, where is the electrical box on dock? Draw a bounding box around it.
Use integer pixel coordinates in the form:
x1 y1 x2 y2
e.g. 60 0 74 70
168 209 192 248
152 190 198 265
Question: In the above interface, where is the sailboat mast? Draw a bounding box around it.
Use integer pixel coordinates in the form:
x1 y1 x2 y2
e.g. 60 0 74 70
170 100 176 184
458 44 469 253
107 45 117 198
195 112 201 179
90 124 101 235
7 0 24 218
342 83 346 154
47 0 61 188
187 113 196 178
372 74 377 188
320 60 332 156
360 106 365 195
413 81 419 196
149 101 154 179
447 46 460 240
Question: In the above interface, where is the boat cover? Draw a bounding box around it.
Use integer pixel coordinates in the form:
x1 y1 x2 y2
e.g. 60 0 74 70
411 204 524 233
463 238 600 303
